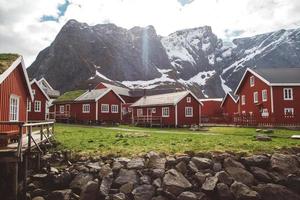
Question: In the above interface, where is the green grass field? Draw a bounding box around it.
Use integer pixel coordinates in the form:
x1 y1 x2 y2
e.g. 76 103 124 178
53 123 300 156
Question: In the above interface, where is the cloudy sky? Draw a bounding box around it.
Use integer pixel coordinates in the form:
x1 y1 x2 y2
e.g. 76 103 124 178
1 0 300 65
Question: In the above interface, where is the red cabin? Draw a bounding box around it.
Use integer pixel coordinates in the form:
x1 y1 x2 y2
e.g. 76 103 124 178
0 54 33 146
28 79 50 121
131 91 202 127
220 92 239 123
52 88 125 124
199 98 223 123
235 68 300 126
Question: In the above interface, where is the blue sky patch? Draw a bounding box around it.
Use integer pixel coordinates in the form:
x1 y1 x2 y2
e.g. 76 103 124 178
40 0 70 22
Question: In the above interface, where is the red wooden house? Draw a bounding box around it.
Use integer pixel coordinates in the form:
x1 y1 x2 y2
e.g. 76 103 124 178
52 88 125 124
28 79 50 121
130 91 202 127
0 54 33 146
220 92 239 123
199 98 223 123
235 68 300 126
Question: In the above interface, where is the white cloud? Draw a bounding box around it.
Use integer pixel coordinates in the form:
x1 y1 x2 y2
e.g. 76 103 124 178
1 0 300 66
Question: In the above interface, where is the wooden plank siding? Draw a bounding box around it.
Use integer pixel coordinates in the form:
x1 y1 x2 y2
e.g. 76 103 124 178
28 82 48 121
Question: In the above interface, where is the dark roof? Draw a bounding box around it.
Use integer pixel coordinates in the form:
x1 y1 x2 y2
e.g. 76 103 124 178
252 68 300 84
0 53 19 75
229 91 239 101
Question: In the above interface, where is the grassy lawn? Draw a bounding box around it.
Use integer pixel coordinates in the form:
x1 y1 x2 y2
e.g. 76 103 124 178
53 123 300 156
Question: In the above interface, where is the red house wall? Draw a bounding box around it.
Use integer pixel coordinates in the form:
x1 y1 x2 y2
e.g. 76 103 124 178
201 100 222 117
71 101 96 121
177 94 200 126
97 90 122 123
0 64 30 133
28 82 47 121
222 96 239 123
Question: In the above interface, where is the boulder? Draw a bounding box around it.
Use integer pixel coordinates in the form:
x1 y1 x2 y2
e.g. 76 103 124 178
152 196 167 200
215 171 234 186
224 157 245 169
115 169 138 185
48 189 72 200
176 161 188 174
112 161 123 171
99 164 112 179
163 169 192 195
286 174 300 193
32 197 45 200
120 182 134 194
70 173 93 194
201 176 218 191
241 155 270 168
191 157 213 169
270 153 299 175
140 175 151 184
177 191 198 200
225 167 255 186
256 134 272 141
153 178 162 188
253 183 300 200
152 169 165 178
249 167 272 183
147 152 166 169
230 181 260 200
188 161 199 173
112 193 126 200
127 158 145 169
99 175 113 196
213 162 222 172
80 181 98 200
194 172 207 185
132 184 155 200
115 157 131 165
216 183 234 200
31 188 47 198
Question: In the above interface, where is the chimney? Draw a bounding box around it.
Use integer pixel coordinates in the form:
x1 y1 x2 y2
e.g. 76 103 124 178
88 83 93 92
143 89 146 98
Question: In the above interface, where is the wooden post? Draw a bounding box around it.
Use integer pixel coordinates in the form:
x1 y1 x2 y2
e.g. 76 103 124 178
37 152 41 171
12 162 18 200
40 124 43 141
28 126 32 154
22 153 28 199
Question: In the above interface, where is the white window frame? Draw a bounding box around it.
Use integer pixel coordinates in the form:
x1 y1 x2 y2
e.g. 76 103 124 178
9 95 19 122
185 107 193 117
27 100 31 112
187 97 191 103
283 88 293 100
101 104 109 113
60 105 65 114
137 108 143 117
250 76 255 87
34 101 41 112
111 105 119 113
261 108 269 117
152 108 156 113
162 107 169 117
262 90 267 102
32 89 36 96
241 95 246 105
284 108 294 116
82 104 90 113
253 91 258 103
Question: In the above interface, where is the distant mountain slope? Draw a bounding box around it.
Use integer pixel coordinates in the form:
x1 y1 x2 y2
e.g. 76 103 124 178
28 20 300 97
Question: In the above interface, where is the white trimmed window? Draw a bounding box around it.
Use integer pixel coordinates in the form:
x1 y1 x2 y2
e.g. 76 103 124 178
9 95 19 122
34 101 41 112
27 100 31 112
253 92 258 103
111 105 119 113
283 88 293 100
284 108 294 116
82 104 90 113
101 104 109 113
241 95 246 105
250 76 255 87
137 108 143 117
60 105 65 113
185 107 193 117
262 90 267 102
187 97 191 103
261 108 269 117
152 108 156 113
32 89 36 96
162 107 169 117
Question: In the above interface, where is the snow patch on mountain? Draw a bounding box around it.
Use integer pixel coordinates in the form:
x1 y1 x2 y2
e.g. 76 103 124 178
220 75 232 94
179 70 215 86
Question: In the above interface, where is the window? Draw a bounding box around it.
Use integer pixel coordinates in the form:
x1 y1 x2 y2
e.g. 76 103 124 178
162 107 169 117
253 92 258 103
241 95 246 105
261 108 269 117
137 109 143 117
284 108 294 116
101 104 109 113
152 108 156 113
32 89 36 96
111 105 119 113
185 107 193 117
262 90 267 102
60 105 65 114
250 76 255 87
283 88 293 100
34 101 41 112
82 104 90 113
27 100 31 112
187 97 191 103
9 95 19 122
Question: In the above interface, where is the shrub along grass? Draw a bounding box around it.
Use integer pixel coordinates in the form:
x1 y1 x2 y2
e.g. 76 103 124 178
53 123 300 156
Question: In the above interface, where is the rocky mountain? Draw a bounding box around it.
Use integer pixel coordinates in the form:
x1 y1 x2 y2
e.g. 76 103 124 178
28 19 300 97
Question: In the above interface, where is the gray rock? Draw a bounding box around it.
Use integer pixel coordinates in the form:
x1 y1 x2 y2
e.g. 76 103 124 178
176 161 188 174
225 167 255 186
120 182 134 194
191 157 213 169
32 197 45 200
99 164 112 179
178 191 198 200
70 173 93 194
115 169 138 185
99 175 113 196
112 193 126 200
86 162 101 171
80 181 98 200
253 183 300 200
194 172 207 185
153 178 162 188
188 161 199 173
224 157 245 169
256 134 272 141
127 158 145 169
112 161 123 171
215 171 234 186
140 175 151 184
48 189 72 200
132 184 155 200
147 152 166 169
163 169 192 195
152 196 167 200
152 168 165 178
201 176 218 191
271 153 299 175
249 167 272 183
213 162 222 172
31 188 47 198
216 183 234 200
286 174 300 192
115 157 131 165
241 155 270 168
230 181 260 200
